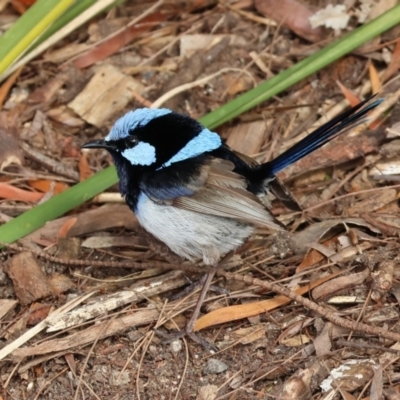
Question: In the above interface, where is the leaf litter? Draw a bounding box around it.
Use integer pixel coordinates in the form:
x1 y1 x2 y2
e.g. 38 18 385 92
1 0 400 399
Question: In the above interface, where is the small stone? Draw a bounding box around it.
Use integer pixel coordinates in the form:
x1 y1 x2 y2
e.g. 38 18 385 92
203 358 228 375
170 339 182 353
110 370 130 386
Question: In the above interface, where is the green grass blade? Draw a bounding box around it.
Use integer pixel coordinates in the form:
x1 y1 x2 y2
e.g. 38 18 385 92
1 5 400 244
30 0 125 51
201 4 400 129
0 0 123 82
0 168 118 244
0 0 76 75
32 0 98 47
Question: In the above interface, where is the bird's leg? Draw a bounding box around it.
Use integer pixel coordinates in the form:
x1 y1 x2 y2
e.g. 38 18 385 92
171 273 229 301
184 264 218 338
157 253 233 350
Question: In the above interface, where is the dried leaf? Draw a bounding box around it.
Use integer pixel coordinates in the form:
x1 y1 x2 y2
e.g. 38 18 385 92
194 271 342 331
312 268 370 301
255 0 324 43
48 273 75 295
25 205 137 245
0 299 18 320
57 218 77 238
225 120 267 156
0 182 43 202
180 34 246 57
292 218 380 257
78 152 92 182
347 188 397 215
309 4 350 30
74 10 173 69
0 67 23 108
28 180 69 195
280 334 311 347
369 61 381 92
232 325 265 344
27 303 52 326
46 106 85 128
382 39 400 82
82 236 138 249
7 252 53 305
336 80 360 107
0 112 23 170
68 64 144 128
320 360 376 392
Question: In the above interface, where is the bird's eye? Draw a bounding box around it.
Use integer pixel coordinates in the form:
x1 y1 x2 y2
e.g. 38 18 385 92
125 137 137 148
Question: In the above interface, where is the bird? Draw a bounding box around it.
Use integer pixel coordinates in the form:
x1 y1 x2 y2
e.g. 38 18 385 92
82 96 381 347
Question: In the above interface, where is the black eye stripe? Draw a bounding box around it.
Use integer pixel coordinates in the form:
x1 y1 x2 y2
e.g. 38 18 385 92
126 137 137 145
111 137 138 151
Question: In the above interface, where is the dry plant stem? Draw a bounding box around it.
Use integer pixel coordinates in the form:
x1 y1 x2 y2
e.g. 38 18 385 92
323 161 368 201
137 331 155 400
222 0 276 26
5 243 400 343
33 367 69 400
304 183 400 214
336 339 400 354
218 349 305 400
220 271 400 343
74 317 113 400
155 300 189 400
3 360 22 389
280 71 384 152
20 142 79 181
2 242 206 274
0 290 95 361
0 0 119 81
137 19 204 67
150 68 255 108
66 355 99 400
345 289 372 345
71 0 165 65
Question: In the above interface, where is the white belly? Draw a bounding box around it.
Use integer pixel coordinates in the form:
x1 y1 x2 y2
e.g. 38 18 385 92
135 193 254 265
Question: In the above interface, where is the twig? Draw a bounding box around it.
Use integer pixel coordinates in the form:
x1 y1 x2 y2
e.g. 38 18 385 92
150 68 255 109
2 242 205 274
33 367 69 400
20 142 79 181
304 183 400 214
219 271 400 343
336 339 400 354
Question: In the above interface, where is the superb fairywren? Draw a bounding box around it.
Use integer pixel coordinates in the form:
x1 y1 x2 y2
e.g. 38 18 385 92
82 96 381 346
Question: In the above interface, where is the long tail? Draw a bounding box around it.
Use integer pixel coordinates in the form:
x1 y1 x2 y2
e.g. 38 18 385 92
267 95 382 175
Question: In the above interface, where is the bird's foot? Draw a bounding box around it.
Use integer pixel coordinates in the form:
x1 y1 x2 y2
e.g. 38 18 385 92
171 273 229 301
155 327 217 352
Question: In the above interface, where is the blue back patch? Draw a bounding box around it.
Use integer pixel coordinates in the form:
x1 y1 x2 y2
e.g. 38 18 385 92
161 128 221 168
122 142 156 166
106 108 171 141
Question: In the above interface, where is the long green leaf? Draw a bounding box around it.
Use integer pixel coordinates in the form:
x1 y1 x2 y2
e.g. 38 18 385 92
202 4 400 129
30 0 125 52
0 0 76 75
0 168 118 245
0 5 400 244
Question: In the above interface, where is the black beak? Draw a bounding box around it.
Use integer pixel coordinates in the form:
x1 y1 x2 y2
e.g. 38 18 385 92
81 139 116 151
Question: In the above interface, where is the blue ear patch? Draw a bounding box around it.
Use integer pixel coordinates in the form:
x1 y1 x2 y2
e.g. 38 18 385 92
106 108 171 141
162 128 221 168
122 142 156 166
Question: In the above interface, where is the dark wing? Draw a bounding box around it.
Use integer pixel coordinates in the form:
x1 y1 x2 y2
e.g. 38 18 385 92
231 149 260 168
233 149 302 211
268 176 302 211
142 157 284 231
